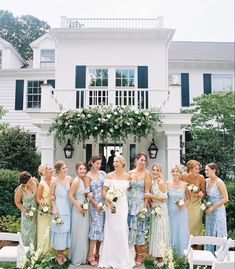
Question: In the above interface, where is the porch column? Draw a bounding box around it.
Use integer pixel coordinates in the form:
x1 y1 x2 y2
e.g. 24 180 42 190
165 130 182 180
39 126 55 165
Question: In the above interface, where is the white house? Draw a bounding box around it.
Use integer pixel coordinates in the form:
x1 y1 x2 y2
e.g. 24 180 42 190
0 17 234 178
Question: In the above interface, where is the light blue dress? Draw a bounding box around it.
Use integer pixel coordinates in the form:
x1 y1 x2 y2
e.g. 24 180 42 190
128 179 146 245
50 179 71 250
87 171 105 241
205 178 227 251
168 186 189 256
149 180 171 257
69 178 89 265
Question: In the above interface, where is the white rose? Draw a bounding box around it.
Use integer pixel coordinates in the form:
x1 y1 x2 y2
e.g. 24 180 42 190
206 202 212 207
193 186 199 192
107 114 111 119
137 122 141 126
94 126 98 130
187 185 193 191
155 207 161 215
139 213 145 219
109 128 114 133
178 200 185 207
83 203 89 210
200 204 206 211
42 206 49 213
28 211 34 217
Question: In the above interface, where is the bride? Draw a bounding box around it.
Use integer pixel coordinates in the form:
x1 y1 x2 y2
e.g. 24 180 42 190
99 154 135 269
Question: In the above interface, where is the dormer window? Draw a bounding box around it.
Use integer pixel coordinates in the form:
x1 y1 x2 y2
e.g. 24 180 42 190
40 49 55 68
0 50 2 69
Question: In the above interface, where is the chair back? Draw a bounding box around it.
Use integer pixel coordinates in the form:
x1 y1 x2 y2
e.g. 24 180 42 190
190 236 226 247
0 232 20 242
212 261 234 269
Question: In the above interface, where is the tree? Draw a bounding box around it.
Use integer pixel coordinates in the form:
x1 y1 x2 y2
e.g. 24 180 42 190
0 105 8 131
0 126 41 176
182 92 235 180
0 10 50 60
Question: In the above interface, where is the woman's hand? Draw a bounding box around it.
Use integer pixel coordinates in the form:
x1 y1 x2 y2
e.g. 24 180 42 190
197 191 204 198
144 192 152 199
94 204 101 212
206 206 214 214
52 208 58 217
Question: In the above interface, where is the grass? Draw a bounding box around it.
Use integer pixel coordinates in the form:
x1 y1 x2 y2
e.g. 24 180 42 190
0 262 16 269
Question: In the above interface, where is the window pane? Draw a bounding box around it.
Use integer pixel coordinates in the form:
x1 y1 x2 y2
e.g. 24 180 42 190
116 79 121 87
129 79 135 87
212 75 233 92
129 69 134 78
102 79 108 87
96 79 101 87
116 70 121 78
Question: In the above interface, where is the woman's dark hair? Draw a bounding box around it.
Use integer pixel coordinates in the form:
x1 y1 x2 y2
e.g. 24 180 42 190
54 160 65 174
19 171 32 184
135 152 148 166
75 162 87 172
88 155 101 167
206 163 219 176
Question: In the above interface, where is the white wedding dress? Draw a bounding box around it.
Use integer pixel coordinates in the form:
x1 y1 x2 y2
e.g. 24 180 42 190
99 179 135 269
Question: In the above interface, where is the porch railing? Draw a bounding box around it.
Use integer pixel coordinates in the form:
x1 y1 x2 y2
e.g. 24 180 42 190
61 17 164 29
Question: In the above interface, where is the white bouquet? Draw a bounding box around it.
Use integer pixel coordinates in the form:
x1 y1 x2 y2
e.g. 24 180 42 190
137 207 148 220
53 216 64 225
98 201 107 212
187 183 200 193
106 186 123 203
175 198 185 207
38 203 50 216
80 200 90 216
200 200 212 211
151 206 162 217
25 205 37 218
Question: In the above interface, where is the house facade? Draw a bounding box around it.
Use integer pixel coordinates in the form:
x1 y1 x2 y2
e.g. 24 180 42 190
0 17 234 178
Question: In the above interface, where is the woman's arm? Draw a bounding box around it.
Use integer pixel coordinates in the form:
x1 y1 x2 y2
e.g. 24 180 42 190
144 171 151 208
36 183 44 206
207 180 229 213
50 180 58 216
145 180 167 203
68 179 85 213
14 188 27 214
185 186 191 207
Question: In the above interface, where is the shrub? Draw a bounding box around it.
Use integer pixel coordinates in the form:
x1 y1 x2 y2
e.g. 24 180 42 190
226 181 235 239
0 126 41 176
0 169 20 217
0 215 20 233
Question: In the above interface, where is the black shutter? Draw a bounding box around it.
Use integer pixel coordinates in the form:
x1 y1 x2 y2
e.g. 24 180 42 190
181 73 190 107
138 66 148 88
15 80 24 110
47 79 55 88
75 65 86 88
203 74 212 94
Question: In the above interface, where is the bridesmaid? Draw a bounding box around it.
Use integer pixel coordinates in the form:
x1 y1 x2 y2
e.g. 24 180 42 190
128 153 151 266
205 163 228 251
180 160 206 238
85 156 106 266
50 160 72 265
69 162 90 266
36 164 53 252
14 171 38 246
167 164 190 256
145 163 171 265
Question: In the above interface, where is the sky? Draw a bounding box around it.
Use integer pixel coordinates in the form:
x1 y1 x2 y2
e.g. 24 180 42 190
0 0 234 42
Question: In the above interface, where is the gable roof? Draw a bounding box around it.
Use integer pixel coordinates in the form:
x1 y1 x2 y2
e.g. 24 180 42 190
169 41 234 62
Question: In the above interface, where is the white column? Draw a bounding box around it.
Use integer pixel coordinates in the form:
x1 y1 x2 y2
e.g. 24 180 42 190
39 126 55 165
165 130 182 180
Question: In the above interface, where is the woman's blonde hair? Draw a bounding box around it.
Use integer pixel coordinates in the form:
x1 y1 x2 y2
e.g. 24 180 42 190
54 160 65 174
38 164 48 176
171 164 183 173
151 163 162 173
186 160 200 172
114 154 126 168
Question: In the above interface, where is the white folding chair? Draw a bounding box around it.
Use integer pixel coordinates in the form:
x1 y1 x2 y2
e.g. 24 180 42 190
0 232 28 268
223 239 235 262
212 261 234 269
184 235 227 269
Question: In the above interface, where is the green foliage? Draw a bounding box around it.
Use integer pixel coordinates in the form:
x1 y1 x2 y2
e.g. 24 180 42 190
182 92 235 180
0 262 16 268
49 106 161 145
0 105 8 131
226 181 235 239
0 10 50 60
0 126 41 176
0 215 20 233
0 169 20 217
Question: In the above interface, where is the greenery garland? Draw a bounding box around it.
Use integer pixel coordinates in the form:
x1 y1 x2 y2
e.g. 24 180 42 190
49 106 162 144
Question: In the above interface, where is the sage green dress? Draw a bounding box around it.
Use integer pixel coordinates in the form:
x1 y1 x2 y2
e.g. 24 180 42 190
21 186 37 246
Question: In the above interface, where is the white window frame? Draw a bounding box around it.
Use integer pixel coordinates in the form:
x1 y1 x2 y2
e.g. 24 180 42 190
169 73 181 86
212 74 234 93
40 49 55 68
88 68 108 88
27 80 44 108
115 68 135 88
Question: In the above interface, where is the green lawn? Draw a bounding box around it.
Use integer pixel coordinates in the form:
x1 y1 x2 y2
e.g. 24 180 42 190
0 261 16 268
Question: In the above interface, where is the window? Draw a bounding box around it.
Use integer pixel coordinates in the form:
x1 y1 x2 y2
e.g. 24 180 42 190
89 68 108 87
212 75 233 92
116 69 135 87
169 73 181 86
27 80 43 108
40 49 55 68
0 50 2 69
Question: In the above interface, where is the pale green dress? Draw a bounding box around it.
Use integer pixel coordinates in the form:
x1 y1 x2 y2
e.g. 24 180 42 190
37 180 51 252
21 186 37 246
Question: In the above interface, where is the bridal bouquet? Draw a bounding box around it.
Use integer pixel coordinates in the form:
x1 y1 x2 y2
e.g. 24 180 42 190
38 203 50 216
175 198 185 207
187 183 200 193
53 216 64 225
106 186 123 214
151 206 162 217
25 205 37 218
98 201 107 212
80 200 90 216
138 207 148 220
200 199 212 211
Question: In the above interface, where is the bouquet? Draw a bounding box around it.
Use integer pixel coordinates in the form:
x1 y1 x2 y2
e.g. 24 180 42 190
138 207 148 220
175 198 185 207
98 201 107 212
151 206 162 217
25 205 37 218
187 183 200 193
53 216 64 225
200 199 212 211
80 200 89 216
38 203 50 216
106 186 123 214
